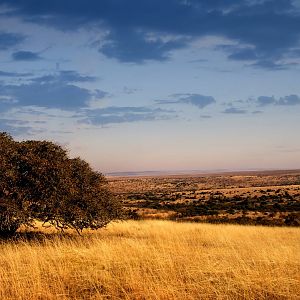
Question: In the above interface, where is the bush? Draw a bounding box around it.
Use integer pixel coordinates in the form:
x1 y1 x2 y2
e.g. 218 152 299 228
0 132 123 237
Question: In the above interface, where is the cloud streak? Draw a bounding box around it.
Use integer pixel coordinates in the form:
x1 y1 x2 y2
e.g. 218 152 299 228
277 95 300 106
156 93 216 109
0 118 32 135
12 50 42 61
0 31 25 50
80 106 175 126
257 95 300 106
0 70 33 77
222 107 247 114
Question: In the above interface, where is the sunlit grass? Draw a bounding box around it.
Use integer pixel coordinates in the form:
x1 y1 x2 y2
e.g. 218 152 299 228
0 220 299 299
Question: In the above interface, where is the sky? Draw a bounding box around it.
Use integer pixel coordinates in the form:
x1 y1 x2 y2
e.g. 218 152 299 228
0 0 300 173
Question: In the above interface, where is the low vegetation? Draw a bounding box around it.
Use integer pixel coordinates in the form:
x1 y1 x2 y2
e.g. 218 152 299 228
109 172 300 226
0 220 299 299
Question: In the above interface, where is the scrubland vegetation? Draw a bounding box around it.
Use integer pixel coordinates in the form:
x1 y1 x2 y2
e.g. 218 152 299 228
0 220 299 299
110 171 300 226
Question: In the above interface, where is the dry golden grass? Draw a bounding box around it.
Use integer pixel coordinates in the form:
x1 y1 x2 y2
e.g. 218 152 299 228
0 220 299 299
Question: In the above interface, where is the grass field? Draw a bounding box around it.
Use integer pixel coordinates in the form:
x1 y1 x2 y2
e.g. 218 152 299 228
0 220 299 299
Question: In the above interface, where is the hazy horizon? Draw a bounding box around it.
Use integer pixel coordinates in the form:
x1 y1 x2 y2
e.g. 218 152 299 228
0 0 299 172
105 167 300 176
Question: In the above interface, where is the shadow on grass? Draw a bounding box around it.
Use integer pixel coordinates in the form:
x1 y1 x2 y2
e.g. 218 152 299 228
0 230 84 244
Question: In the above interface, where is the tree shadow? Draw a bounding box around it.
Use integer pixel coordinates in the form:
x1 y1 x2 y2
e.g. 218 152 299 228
0 230 83 244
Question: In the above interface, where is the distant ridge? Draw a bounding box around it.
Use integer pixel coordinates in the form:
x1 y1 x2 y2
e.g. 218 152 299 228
105 168 300 178
105 169 227 177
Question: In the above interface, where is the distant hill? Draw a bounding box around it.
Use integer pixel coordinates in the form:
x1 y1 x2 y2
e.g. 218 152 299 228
105 168 300 178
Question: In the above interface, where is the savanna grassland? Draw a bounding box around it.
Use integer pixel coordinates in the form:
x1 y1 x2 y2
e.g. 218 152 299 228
1 170 300 300
109 170 300 226
0 220 299 300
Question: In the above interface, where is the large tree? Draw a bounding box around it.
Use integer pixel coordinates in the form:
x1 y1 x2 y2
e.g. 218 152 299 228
0 133 123 237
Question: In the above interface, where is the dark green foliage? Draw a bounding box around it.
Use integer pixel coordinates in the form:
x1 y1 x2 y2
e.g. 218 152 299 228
0 132 29 236
0 132 123 237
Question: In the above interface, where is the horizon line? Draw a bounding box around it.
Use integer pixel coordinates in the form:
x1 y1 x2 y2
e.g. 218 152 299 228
105 168 300 178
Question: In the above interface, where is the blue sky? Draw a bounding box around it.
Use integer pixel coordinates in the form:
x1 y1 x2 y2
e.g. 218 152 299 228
0 0 299 172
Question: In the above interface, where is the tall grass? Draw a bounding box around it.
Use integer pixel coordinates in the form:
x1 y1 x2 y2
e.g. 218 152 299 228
0 220 299 299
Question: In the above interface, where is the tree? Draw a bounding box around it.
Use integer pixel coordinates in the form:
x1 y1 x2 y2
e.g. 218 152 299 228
0 133 123 237
0 132 29 236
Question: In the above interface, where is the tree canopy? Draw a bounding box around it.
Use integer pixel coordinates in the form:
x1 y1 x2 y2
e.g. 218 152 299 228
0 132 123 237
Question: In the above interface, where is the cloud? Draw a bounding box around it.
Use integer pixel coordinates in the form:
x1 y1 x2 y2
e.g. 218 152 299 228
0 96 16 112
0 70 33 77
218 44 300 70
155 99 180 105
0 70 102 110
0 82 91 110
12 50 42 61
222 94 300 113
0 31 25 50
123 87 138 95
222 107 247 114
156 93 216 109
99 29 189 63
227 47 258 61
32 70 97 84
157 92 300 117
278 94 300 106
252 110 263 114
251 60 298 71
1 0 300 66
178 94 216 109
80 106 175 125
0 118 32 136
0 105 176 137
256 94 300 106
257 96 276 106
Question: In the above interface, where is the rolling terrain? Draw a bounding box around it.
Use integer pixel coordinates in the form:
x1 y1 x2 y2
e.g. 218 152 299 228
109 170 300 226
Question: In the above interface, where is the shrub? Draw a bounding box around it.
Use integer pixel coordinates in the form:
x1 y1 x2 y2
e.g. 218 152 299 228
0 133 123 237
